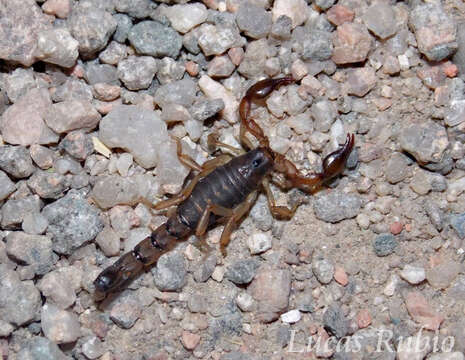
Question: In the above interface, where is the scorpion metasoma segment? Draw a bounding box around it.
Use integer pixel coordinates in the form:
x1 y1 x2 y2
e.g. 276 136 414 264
94 77 355 298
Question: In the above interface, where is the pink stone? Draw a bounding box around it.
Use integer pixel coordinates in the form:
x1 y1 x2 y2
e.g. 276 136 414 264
356 309 372 328
332 23 372 65
185 61 199 76
334 266 348 286
327 5 354 26
181 331 201 350
1 88 58 146
405 291 444 330
42 0 71 19
228 47 245 66
390 222 403 235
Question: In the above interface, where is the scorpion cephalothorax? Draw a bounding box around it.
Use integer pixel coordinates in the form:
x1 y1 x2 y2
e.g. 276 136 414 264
94 77 355 298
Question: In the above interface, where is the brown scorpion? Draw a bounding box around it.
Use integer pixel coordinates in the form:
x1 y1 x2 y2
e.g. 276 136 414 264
94 77 355 297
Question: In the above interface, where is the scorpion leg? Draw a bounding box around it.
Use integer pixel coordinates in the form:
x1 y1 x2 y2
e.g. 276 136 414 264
219 192 257 256
154 154 232 210
207 133 244 156
274 134 355 193
239 76 294 148
173 136 203 172
195 200 234 237
262 178 300 219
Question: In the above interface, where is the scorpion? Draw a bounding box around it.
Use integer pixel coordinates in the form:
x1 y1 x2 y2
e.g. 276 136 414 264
94 77 355 298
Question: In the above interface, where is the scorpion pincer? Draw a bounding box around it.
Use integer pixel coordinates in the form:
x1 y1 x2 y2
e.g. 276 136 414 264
94 77 355 298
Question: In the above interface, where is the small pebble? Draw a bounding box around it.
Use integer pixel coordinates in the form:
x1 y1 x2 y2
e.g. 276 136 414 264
400 264 426 285
356 309 372 329
373 234 397 257
247 232 272 255
280 309 301 324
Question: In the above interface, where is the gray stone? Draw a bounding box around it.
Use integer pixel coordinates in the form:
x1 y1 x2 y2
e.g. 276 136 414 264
16 337 69 360
81 336 105 360
0 0 52 66
453 21 465 81
409 3 457 61
36 28 79 68
128 21 182 58
68 4 116 57
238 38 268 78
42 190 103 255
154 79 197 108
385 152 409 184
191 98 225 122
271 15 292 40
6 232 56 275
1 195 42 228
99 105 169 169
152 252 187 291
113 13 133 43
450 212 465 239
399 121 449 164
323 303 348 338
91 174 157 209
110 293 141 329
114 0 155 19
60 131 94 161
313 192 362 223
373 233 397 256
27 171 68 199
0 145 35 179
312 258 334 284
0 265 41 326
225 259 260 285
347 67 377 97
52 79 93 102
0 170 15 201
302 30 333 61
363 3 397 40
22 212 49 235
117 56 157 90
4 68 36 103
426 261 460 289
236 2 272 39
423 200 444 231
193 254 217 283
96 227 121 257
84 63 119 86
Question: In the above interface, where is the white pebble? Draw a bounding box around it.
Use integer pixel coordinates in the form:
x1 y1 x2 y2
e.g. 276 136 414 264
236 292 254 312
247 232 272 255
384 274 400 296
400 264 426 285
280 309 301 324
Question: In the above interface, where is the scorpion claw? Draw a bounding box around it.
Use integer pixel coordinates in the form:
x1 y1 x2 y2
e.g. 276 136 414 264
322 133 355 179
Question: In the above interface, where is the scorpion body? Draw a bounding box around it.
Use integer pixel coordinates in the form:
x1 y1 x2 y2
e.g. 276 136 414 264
94 77 355 297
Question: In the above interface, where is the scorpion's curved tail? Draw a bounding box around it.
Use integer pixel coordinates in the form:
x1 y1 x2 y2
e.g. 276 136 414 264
239 76 355 193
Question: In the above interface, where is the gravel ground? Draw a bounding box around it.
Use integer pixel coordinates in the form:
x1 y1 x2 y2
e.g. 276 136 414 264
1 0 465 359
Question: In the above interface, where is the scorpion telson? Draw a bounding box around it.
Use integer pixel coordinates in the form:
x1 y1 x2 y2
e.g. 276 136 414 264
94 77 355 298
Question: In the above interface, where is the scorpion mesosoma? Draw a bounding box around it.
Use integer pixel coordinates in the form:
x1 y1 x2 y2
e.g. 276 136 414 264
94 77 355 298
